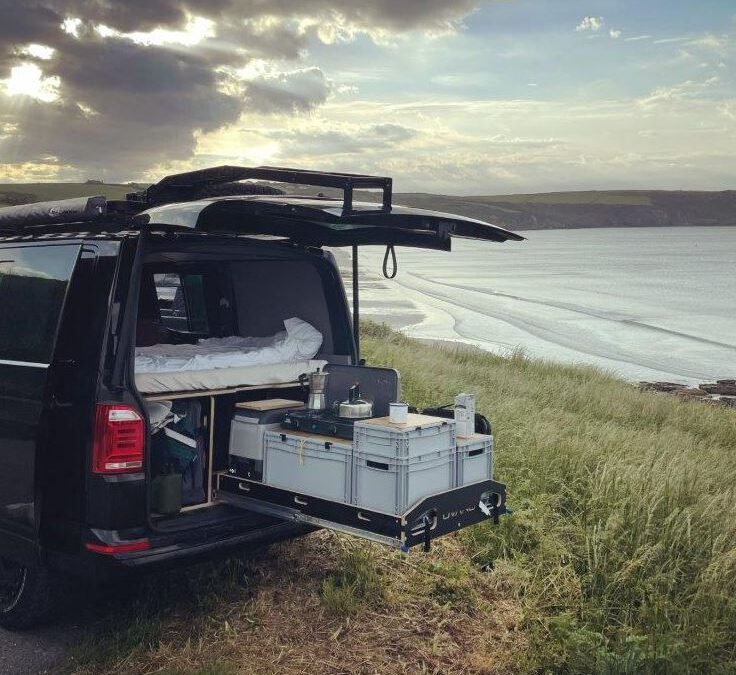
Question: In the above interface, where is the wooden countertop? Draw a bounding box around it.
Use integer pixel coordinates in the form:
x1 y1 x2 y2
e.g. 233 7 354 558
357 413 451 429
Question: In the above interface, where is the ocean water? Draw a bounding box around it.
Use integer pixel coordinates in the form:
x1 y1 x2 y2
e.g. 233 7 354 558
354 226 736 385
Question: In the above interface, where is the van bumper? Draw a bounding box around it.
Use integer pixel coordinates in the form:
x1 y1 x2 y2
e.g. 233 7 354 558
101 519 311 569
49 510 311 578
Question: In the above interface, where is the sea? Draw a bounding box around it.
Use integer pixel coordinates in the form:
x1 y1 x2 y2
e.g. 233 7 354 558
349 226 736 385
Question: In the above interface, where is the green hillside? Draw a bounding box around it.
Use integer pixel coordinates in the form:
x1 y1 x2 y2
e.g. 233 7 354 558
2 182 734 230
0 182 141 206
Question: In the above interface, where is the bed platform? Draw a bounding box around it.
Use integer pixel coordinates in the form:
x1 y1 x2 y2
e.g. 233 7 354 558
136 358 327 396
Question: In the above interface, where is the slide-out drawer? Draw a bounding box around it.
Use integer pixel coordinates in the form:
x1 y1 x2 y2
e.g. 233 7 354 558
215 472 507 551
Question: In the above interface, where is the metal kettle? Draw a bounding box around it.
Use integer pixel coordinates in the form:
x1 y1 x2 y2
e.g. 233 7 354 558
336 384 373 419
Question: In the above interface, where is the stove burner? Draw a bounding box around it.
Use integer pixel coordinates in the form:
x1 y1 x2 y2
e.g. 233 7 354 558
281 409 359 440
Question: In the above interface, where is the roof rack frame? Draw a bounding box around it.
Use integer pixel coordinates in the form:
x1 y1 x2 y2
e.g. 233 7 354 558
137 165 393 212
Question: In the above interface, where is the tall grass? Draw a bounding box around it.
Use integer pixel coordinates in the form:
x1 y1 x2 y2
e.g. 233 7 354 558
361 322 736 674
69 324 735 674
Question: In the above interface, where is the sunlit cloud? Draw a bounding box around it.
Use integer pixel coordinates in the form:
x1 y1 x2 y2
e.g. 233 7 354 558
61 17 83 38
20 44 56 60
2 63 60 102
576 17 603 33
120 16 215 47
92 16 215 47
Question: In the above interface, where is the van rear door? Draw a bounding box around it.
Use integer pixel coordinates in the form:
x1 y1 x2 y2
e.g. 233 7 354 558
0 243 82 561
138 197 523 251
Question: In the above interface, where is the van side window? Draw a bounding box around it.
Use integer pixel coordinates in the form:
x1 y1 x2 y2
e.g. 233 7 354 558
154 272 209 334
0 245 80 364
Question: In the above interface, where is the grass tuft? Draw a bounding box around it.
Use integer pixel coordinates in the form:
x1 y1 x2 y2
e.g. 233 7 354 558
320 547 384 615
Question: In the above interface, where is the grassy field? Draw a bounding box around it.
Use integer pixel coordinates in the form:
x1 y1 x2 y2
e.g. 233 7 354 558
64 323 736 675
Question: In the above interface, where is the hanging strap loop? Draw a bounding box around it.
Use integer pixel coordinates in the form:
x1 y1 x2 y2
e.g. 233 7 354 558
382 244 397 279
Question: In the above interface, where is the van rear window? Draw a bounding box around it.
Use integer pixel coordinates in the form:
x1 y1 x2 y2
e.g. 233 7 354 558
0 245 80 364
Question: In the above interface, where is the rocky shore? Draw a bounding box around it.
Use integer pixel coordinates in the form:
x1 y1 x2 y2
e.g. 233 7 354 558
639 379 736 407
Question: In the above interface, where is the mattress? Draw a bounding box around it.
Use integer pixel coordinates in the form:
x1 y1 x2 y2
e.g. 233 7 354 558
136 359 328 395
135 318 323 374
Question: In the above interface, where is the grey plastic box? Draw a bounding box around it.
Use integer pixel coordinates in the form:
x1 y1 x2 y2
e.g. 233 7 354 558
263 431 352 503
455 434 494 487
229 407 302 480
352 448 455 515
354 414 455 460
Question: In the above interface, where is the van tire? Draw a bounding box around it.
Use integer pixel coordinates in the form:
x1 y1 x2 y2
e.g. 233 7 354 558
0 558 65 631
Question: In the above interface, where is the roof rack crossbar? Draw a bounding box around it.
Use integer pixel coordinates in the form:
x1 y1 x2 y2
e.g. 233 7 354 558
138 165 393 211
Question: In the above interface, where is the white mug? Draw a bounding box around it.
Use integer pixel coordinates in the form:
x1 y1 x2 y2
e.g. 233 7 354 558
389 402 409 424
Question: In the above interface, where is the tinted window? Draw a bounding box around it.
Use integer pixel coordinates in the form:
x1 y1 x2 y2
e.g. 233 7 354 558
0 245 81 363
154 272 209 333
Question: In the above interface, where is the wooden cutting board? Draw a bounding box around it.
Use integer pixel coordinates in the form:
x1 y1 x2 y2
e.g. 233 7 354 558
236 399 304 411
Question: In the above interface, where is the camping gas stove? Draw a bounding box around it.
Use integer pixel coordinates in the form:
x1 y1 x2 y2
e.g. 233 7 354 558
281 409 359 440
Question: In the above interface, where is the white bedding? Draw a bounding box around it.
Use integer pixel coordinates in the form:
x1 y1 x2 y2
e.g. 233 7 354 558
135 317 322 373
134 317 324 394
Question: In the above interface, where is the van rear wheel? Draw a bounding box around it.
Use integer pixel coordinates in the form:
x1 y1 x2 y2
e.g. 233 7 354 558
0 558 62 630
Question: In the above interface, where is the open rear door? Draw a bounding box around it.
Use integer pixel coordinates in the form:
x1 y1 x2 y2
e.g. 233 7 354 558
132 165 523 251
137 197 523 250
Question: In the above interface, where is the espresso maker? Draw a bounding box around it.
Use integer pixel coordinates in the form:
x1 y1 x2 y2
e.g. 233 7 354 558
300 368 328 411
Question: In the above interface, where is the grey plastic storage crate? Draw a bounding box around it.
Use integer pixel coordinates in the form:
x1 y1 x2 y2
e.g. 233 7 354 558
263 432 352 503
455 434 494 487
352 448 455 515
354 414 455 460
229 406 302 480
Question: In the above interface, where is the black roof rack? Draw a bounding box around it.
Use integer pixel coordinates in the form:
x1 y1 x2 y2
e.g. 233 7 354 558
133 165 393 212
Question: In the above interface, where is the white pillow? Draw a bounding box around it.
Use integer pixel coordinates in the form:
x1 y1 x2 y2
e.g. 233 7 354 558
283 317 323 359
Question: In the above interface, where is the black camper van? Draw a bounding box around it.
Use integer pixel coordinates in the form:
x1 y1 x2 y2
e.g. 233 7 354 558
0 167 520 629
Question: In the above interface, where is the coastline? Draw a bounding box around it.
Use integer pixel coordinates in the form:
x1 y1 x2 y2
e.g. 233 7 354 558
333 229 735 391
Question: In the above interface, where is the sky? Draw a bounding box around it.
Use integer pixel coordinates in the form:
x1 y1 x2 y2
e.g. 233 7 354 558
0 0 734 194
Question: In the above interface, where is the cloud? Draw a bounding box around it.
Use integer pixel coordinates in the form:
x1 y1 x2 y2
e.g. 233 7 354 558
0 0 487 178
576 17 603 33
2 63 60 102
242 67 332 114
685 33 729 52
270 122 419 156
637 76 721 108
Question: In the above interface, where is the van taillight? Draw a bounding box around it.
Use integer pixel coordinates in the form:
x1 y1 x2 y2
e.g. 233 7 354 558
92 404 144 474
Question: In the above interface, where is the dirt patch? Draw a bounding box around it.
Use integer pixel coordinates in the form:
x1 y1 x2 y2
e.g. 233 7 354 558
68 531 526 675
